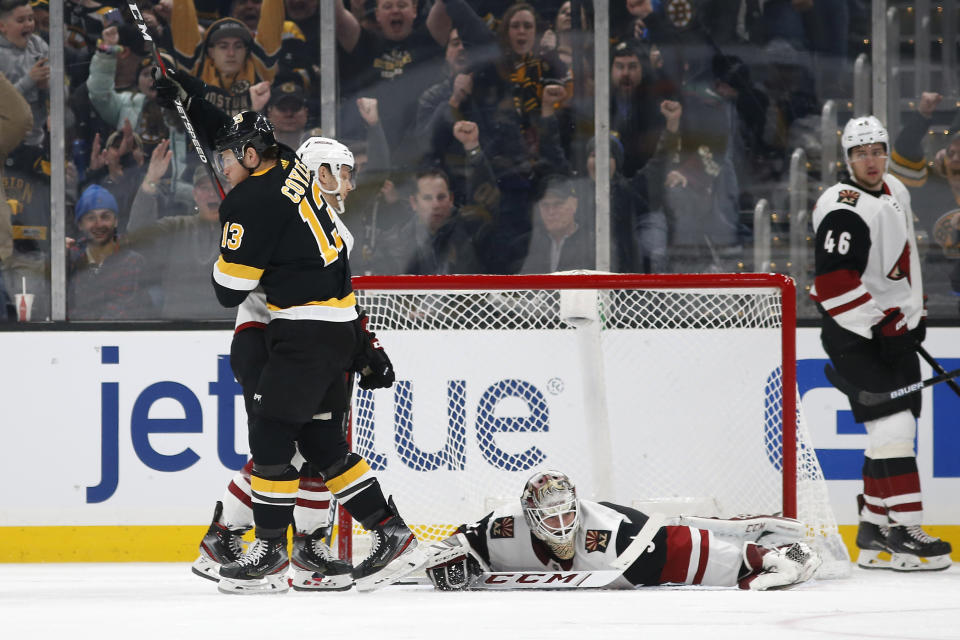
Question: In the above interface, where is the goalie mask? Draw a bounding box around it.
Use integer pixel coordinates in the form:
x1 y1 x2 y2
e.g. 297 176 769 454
521 470 581 560
841 115 889 175
296 136 355 213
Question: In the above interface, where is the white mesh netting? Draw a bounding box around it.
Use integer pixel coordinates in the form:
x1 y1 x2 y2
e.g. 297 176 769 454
344 278 850 578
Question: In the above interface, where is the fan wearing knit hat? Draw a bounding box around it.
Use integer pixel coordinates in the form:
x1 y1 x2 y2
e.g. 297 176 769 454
67 184 155 320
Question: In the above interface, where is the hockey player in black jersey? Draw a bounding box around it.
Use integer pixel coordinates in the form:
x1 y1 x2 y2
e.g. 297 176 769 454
811 115 952 572
153 69 427 593
192 138 397 592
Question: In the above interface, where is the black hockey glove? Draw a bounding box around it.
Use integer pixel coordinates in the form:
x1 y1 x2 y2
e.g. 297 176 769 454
352 310 395 391
152 66 205 110
871 306 915 364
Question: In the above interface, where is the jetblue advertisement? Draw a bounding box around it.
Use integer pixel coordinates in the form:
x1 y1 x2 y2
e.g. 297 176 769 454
0 328 956 529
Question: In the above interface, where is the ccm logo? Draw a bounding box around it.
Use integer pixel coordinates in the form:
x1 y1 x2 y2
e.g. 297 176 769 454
484 572 583 585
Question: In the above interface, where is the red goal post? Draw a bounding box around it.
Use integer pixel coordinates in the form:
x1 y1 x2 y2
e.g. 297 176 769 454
339 273 849 576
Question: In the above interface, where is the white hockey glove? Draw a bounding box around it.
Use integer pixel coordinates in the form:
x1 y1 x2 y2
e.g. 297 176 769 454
738 542 822 591
424 533 489 591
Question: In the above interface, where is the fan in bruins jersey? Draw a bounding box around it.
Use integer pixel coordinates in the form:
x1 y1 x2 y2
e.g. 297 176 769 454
811 115 951 572
152 70 428 594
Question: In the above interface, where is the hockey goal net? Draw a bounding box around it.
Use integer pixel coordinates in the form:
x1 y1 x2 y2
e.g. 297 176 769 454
341 273 850 577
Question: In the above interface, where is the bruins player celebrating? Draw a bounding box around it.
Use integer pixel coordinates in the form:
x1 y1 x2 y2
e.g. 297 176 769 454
153 69 426 594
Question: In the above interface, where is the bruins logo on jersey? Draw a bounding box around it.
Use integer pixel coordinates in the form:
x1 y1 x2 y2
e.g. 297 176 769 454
585 529 610 553
837 189 860 206
491 516 514 539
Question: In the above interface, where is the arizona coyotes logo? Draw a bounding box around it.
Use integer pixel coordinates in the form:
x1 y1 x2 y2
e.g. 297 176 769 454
887 241 912 284
837 189 860 206
491 516 514 539
585 529 610 553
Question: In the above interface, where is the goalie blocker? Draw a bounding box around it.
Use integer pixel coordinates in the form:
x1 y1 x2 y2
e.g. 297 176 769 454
425 471 821 591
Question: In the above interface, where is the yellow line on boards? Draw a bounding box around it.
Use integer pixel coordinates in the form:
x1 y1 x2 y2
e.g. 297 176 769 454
1 525 957 563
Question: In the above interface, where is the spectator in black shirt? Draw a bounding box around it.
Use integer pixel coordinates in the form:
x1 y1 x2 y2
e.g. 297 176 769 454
334 0 452 166
609 40 665 178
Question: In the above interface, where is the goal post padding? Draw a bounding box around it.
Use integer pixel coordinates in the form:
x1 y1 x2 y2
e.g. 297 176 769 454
339 273 850 578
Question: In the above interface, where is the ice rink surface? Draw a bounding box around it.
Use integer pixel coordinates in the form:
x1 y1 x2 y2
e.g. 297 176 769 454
1 564 958 639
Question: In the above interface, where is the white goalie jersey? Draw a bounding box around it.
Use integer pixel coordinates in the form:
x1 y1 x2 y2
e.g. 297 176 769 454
453 500 748 589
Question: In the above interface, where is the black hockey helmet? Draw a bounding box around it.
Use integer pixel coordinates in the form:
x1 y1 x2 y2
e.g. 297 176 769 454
213 110 277 172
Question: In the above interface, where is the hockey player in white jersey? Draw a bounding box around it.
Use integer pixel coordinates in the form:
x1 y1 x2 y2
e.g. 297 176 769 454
424 470 821 591
192 137 402 593
811 115 951 571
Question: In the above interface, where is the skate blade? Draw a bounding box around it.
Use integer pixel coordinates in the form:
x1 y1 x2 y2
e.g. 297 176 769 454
355 546 428 593
291 570 354 592
856 549 892 570
191 557 222 583
890 553 952 572
217 573 290 594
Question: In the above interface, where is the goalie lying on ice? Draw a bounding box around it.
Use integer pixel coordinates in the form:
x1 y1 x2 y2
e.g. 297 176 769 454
424 470 822 591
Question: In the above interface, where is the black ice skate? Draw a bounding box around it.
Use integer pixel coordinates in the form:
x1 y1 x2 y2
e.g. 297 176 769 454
217 536 290 594
855 521 890 570
191 501 251 582
886 525 953 572
291 526 354 591
352 497 427 592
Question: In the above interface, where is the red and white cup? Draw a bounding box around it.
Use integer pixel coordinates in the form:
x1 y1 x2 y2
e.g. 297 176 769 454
14 293 34 322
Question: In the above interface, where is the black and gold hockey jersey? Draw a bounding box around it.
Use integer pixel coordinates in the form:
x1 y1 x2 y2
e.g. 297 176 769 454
211 149 357 323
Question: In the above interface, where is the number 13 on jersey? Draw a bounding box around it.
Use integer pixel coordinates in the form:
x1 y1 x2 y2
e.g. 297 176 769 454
298 182 344 265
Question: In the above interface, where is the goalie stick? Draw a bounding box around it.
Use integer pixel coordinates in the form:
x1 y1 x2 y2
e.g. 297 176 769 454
124 1 226 200
824 363 960 407
466 513 665 590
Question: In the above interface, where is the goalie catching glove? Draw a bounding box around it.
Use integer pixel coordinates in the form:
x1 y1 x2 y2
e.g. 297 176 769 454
352 308 395 390
424 533 489 590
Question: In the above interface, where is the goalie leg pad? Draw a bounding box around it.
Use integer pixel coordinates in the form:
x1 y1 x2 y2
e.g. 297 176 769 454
675 514 806 547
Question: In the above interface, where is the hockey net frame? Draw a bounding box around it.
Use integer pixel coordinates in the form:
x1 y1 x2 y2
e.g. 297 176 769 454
338 273 850 578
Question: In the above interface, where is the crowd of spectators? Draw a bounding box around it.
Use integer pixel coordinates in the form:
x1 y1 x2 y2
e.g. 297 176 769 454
0 0 955 322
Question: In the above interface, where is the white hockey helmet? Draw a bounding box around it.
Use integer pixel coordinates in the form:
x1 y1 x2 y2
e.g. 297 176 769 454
521 470 581 559
841 115 889 173
296 136 355 211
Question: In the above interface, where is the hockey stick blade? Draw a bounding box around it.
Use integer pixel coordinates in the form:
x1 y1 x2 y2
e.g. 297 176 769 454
825 363 960 407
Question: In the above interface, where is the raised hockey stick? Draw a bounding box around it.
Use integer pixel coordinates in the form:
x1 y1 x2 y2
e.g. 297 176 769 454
916 344 960 399
824 363 960 407
125 1 226 200
468 513 665 590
